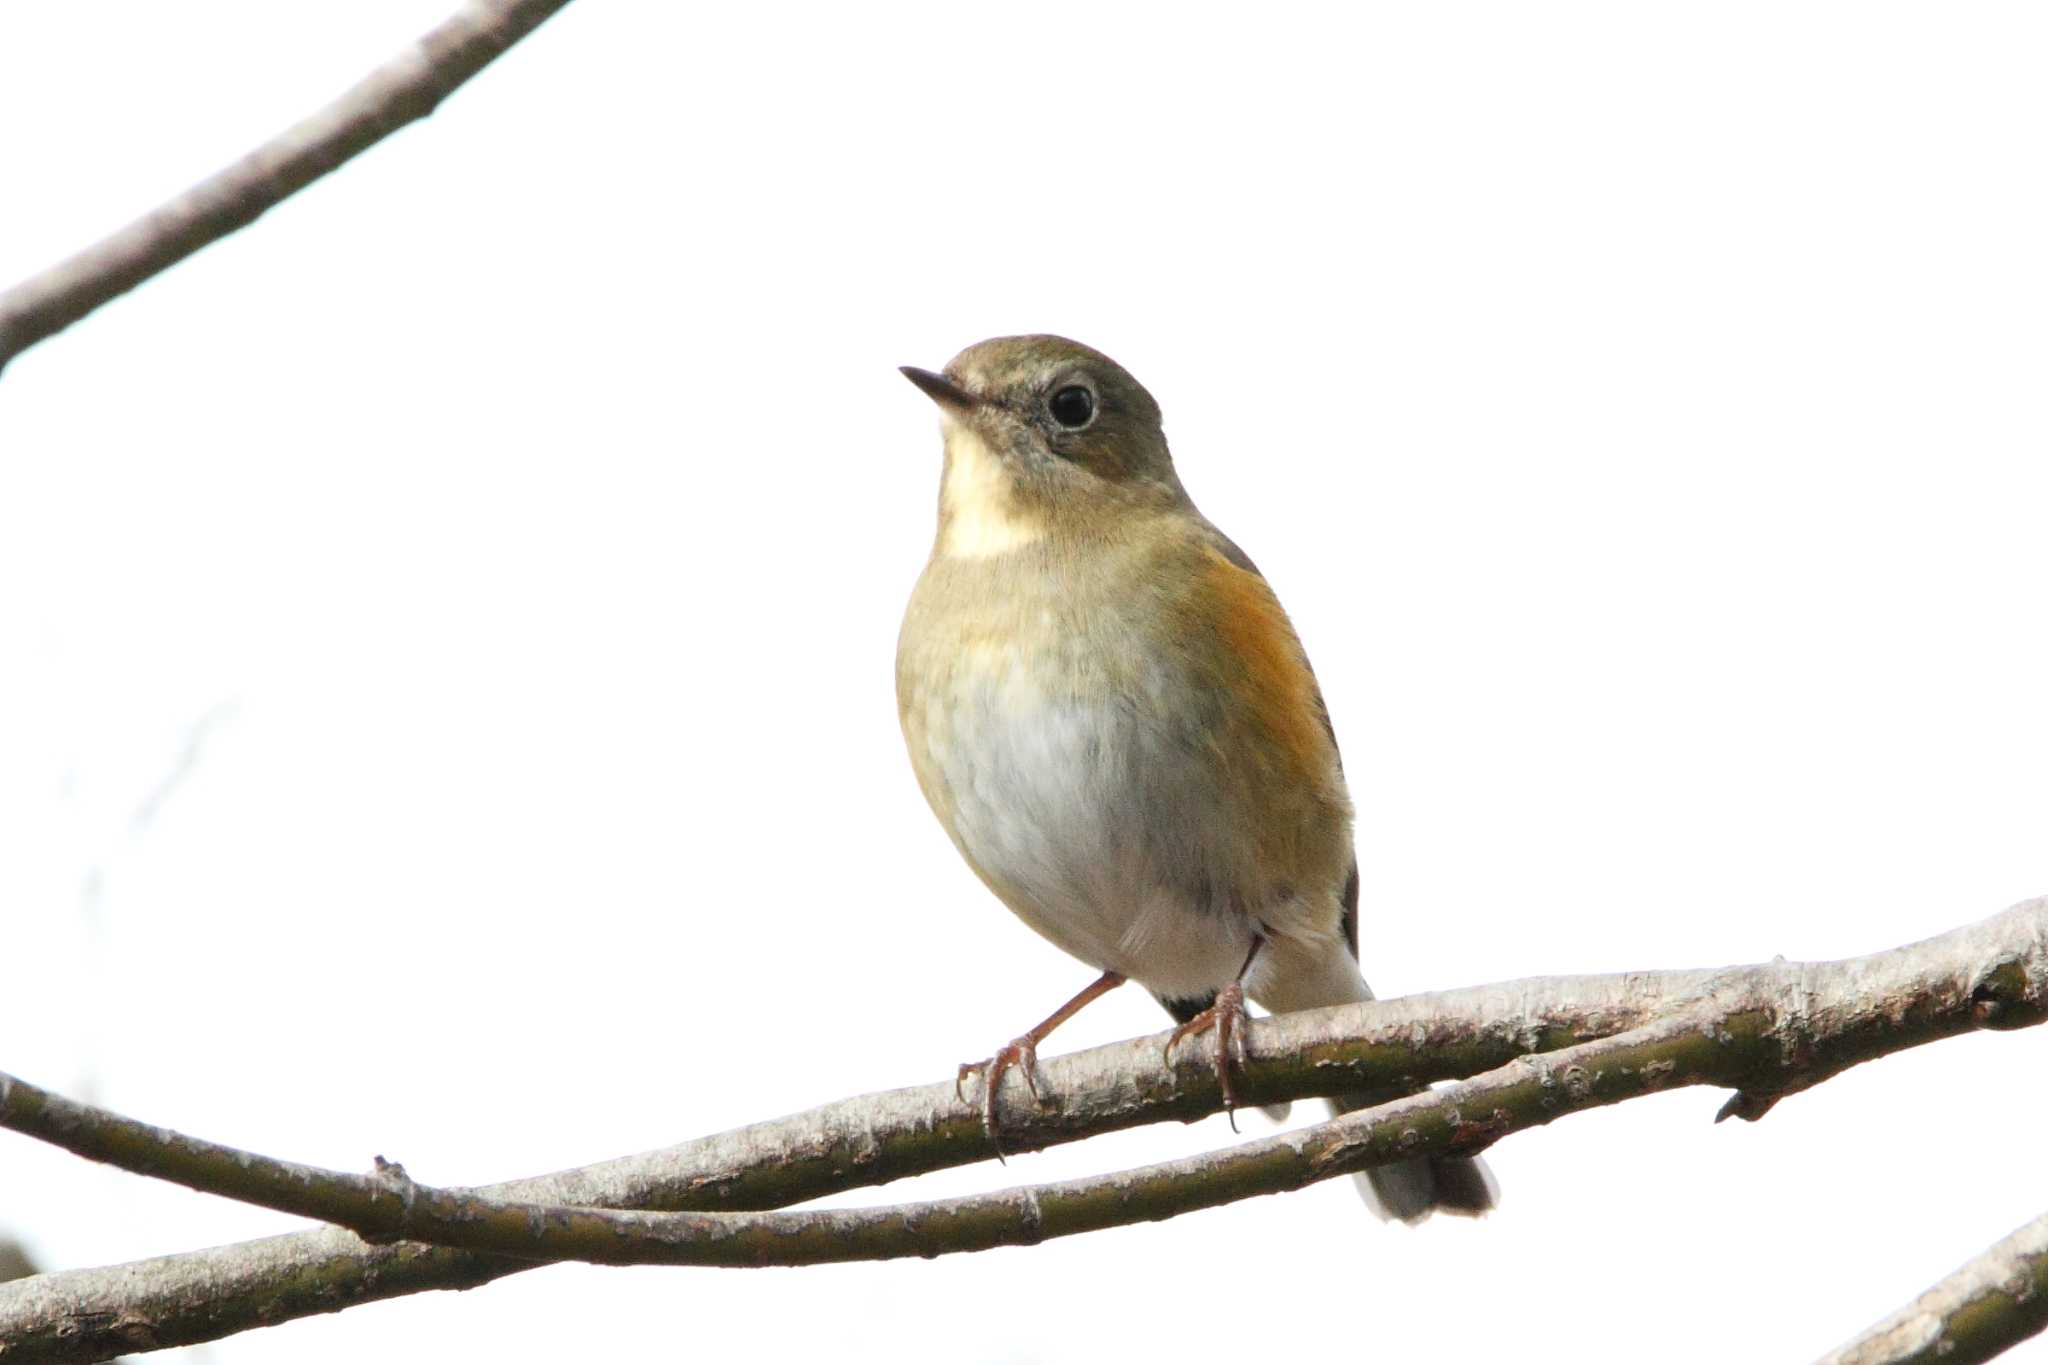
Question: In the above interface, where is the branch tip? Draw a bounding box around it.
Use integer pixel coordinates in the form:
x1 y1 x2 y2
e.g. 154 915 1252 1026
1715 1090 1781 1124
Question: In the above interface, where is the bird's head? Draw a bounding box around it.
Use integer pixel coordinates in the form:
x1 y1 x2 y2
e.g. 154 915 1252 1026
902 335 1186 558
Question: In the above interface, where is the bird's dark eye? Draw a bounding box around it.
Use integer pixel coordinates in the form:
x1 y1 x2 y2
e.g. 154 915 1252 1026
1049 385 1095 429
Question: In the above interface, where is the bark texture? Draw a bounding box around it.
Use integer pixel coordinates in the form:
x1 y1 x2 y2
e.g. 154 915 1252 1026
1818 1210 2048 1365
0 898 2041 1361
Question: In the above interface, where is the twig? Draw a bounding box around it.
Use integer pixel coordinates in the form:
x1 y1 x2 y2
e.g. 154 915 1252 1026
0 897 2042 1360
1816 1209 2048 1365
0 0 576 376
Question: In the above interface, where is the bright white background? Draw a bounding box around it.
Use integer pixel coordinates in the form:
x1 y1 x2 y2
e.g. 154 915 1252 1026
2 4 2044 1361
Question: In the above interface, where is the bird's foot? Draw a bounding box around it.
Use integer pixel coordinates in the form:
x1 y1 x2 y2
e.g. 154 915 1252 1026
1164 980 1251 1130
956 1036 1043 1159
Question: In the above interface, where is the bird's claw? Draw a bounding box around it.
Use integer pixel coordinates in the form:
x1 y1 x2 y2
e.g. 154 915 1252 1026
956 1036 1042 1159
1164 982 1251 1130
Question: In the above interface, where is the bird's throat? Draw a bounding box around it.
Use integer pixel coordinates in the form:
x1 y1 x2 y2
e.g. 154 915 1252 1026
937 421 1045 560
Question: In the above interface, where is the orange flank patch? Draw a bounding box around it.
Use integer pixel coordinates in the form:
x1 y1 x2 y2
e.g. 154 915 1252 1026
1199 546 1331 783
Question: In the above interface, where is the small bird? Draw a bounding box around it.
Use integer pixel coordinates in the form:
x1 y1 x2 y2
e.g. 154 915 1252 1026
895 335 1497 1223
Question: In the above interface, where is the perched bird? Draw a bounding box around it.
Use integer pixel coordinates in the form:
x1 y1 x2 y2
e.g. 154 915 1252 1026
895 335 1496 1223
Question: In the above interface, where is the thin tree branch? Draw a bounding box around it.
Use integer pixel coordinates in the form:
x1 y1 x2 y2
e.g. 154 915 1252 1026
0 897 2042 1360
1817 1210 2048 1365
5 1013 1714 1269
0 0 576 377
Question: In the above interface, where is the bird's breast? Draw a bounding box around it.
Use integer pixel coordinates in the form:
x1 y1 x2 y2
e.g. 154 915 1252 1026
896 559 1190 966
894 532 1352 998
899 584 1124 899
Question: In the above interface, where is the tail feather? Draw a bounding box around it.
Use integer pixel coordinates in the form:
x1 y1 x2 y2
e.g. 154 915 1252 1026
1254 947 1501 1225
1330 1092 1499 1224
1169 940 1504 1223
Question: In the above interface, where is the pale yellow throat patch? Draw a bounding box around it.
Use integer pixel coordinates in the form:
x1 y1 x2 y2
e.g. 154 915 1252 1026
938 420 1045 559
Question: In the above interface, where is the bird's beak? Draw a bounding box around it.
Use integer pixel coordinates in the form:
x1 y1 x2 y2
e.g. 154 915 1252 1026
900 366 980 412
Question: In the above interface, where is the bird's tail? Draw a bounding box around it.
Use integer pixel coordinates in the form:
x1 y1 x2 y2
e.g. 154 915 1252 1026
1328 1090 1499 1224
1256 945 1500 1224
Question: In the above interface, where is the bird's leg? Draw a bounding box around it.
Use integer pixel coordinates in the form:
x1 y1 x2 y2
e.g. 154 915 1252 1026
958 969 1127 1156
1164 935 1265 1130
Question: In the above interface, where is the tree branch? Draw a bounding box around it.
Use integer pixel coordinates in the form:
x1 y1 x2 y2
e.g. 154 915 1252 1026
1817 1209 2048 1365
0 0 576 377
1 898 2041 1361
3 1014 1711 1270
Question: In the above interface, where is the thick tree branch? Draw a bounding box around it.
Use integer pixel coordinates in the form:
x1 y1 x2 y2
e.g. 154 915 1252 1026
0 0 575 376
1817 1210 2048 1365
0 897 2041 1360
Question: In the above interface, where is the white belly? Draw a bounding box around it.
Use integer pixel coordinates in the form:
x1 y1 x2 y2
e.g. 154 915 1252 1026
903 642 1255 1001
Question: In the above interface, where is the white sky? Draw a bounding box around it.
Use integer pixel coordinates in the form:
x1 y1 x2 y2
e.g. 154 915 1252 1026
2 3 2045 1361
